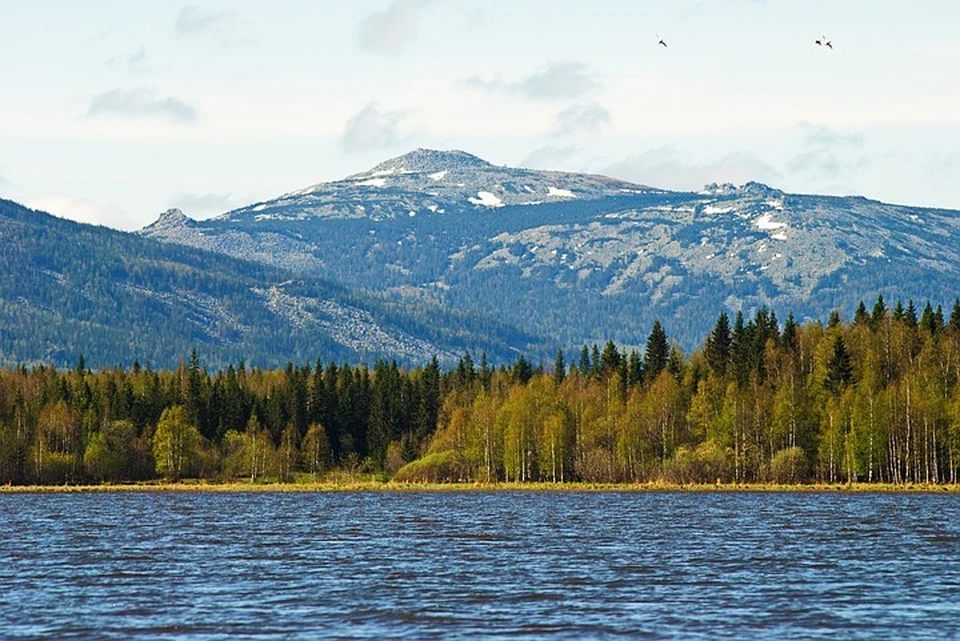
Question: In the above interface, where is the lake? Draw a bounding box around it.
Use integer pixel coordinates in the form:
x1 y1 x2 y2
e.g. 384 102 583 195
2 491 960 639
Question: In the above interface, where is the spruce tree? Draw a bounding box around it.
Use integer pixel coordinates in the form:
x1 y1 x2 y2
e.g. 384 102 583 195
705 312 732 375
554 349 566 386
905 300 918 328
920 302 937 335
828 310 842 329
951 299 960 333
854 301 869 326
871 295 887 327
643 321 669 382
825 335 854 394
781 312 799 353
600 340 622 377
626 350 643 386
578 345 591 375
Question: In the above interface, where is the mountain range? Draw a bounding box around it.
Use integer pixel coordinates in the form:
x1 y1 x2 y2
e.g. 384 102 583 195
0 197 545 369
141 149 960 349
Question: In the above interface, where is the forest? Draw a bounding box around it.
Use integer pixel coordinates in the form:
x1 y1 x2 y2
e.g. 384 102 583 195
2 296 960 486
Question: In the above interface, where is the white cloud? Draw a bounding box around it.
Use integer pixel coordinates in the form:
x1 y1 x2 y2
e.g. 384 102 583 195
467 62 600 100
553 103 611 136
521 145 580 170
27 196 127 228
106 48 148 73
167 192 235 217
606 148 782 190
358 0 428 53
87 87 197 123
340 103 414 152
175 5 236 38
788 124 869 179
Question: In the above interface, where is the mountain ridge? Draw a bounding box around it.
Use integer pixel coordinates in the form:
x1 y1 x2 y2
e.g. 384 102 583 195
0 197 549 369
141 148 960 349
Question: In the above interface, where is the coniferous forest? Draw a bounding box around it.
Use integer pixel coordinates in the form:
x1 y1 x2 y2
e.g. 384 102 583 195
3 297 960 486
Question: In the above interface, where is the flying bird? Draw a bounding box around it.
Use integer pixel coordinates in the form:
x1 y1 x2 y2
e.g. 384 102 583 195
814 36 833 49
656 34 668 48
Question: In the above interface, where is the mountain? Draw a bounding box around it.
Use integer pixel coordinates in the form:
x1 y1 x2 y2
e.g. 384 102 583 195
141 149 960 348
0 198 547 369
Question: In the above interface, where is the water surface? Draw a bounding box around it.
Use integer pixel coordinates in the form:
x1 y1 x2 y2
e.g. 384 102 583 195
2 491 959 639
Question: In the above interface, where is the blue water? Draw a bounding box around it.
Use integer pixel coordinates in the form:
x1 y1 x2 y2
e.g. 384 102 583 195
2 491 960 639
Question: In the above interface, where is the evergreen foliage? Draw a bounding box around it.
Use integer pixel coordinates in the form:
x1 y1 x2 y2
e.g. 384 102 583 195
3 300 960 486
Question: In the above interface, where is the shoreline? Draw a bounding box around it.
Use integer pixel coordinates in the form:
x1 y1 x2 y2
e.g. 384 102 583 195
2 481 958 494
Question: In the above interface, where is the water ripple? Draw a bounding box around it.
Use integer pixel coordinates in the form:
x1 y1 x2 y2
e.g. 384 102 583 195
2 492 960 639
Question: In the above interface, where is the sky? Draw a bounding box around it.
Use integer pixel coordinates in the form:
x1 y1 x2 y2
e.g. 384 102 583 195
1 0 959 230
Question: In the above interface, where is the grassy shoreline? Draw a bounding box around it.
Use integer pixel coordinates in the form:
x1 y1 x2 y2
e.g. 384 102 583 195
2 480 959 494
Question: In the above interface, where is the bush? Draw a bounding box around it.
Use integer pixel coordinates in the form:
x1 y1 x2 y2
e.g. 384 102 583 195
393 450 466 483
763 446 808 484
662 441 733 484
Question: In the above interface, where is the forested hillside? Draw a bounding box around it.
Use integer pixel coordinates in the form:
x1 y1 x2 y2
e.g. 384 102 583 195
143 149 960 349
3 297 960 486
0 198 547 369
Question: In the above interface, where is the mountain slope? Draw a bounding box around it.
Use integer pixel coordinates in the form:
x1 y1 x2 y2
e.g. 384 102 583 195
141 149 960 348
0 198 547 369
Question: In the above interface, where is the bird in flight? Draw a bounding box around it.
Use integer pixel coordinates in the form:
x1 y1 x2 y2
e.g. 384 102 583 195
656 34 668 48
814 36 833 49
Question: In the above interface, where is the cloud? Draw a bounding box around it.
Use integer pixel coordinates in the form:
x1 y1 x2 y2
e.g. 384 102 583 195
340 103 414 152
927 151 960 175
788 125 868 178
358 0 427 53
553 103 611 136
605 147 782 190
467 62 600 100
521 145 580 170
167 192 235 217
107 48 148 73
27 196 127 228
88 87 197 123
175 5 236 38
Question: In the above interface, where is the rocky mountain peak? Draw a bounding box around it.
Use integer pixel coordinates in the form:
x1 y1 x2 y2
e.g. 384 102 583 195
361 149 493 176
143 208 194 232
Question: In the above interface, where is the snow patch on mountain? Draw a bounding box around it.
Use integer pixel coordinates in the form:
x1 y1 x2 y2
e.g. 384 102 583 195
756 214 787 231
548 187 576 199
356 178 388 188
469 191 504 208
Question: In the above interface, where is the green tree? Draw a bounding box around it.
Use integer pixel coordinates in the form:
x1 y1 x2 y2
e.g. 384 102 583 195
824 335 855 395
152 405 202 480
643 321 669 382
705 312 732 375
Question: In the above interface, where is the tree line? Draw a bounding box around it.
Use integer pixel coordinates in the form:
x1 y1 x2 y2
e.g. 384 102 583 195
2 296 960 485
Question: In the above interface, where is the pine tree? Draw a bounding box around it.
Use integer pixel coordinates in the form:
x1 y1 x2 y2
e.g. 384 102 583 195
626 350 643 386
705 312 732 375
824 335 854 394
828 310 842 329
731 311 751 384
905 300 918 328
893 300 905 321
553 350 566 386
479 352 491 389
599 340 622 377
781 312 799 353
578 345 591 375
854 301 869 326
950 299 960 333
643 321 669 382
920 301 937 335
871 295 887 327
